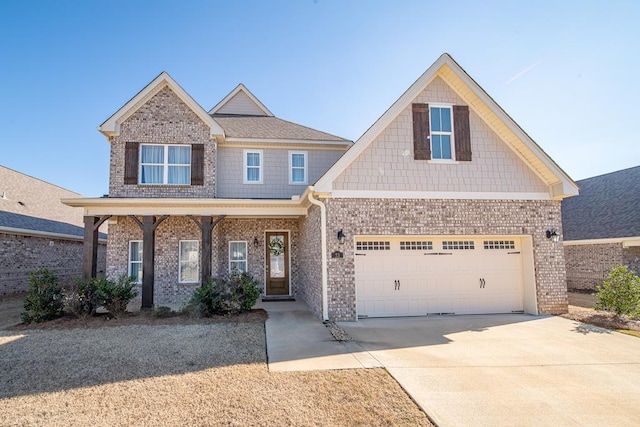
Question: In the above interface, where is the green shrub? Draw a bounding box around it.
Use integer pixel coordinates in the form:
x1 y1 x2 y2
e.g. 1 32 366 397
189 272 262 317
94 274 138 317
21 269 64 324
64 277 100 318
595 265 640 318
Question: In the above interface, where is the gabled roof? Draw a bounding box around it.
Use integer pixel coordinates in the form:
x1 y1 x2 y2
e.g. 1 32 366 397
98 72 224 139
213 116 351 144
314 53 578 199
209 83 273 116
562 165 640 241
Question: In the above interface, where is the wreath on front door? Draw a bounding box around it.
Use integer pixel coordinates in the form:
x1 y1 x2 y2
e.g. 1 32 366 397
269 238 285 256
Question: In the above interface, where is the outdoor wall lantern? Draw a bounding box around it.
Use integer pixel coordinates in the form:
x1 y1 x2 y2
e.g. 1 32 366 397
254 237 259 248
546 229 560 243
337 229 346 245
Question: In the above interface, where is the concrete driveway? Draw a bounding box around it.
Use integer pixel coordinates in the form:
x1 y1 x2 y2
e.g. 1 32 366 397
338 314 640 426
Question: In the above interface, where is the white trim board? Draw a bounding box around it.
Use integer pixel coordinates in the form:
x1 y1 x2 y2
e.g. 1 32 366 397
330 190 551 200
564 237 640 247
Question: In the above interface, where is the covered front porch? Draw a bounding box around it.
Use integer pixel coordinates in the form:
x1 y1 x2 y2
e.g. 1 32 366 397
64 196 313 309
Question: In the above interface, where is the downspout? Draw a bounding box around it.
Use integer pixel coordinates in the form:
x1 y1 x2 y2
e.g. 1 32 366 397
307 188 329 321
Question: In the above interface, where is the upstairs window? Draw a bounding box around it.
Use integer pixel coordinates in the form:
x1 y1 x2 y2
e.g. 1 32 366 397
430 106 453 160
244 149 263 184
140 144 191 185
289 151 307 184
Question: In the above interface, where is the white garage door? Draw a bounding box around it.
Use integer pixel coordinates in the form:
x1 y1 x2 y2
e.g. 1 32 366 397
355 237 525 318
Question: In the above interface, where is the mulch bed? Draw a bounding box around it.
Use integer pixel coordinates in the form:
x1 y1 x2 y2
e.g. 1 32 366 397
9 308 268 331
561 305 640 332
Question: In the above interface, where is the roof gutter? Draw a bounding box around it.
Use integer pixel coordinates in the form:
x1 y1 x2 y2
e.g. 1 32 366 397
307 187 329 321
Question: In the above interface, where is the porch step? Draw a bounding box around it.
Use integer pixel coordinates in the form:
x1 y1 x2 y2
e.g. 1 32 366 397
262 296 296 302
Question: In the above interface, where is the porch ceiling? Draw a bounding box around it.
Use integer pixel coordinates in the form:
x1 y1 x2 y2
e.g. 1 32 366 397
61 197 309 217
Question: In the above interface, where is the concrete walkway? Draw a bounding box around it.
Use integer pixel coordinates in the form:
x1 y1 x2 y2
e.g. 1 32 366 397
259 300 380 371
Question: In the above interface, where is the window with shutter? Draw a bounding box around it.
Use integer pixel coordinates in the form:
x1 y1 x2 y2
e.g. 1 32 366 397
412 103 472 162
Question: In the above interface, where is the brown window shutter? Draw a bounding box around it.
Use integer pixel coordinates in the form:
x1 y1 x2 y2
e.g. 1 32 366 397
191 144 204 186
453 105 472 161
124 141 139 185
412 103 431 160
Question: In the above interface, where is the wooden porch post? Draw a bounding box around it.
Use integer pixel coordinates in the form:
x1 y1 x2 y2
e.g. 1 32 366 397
83 215 111 279
188 215 225 284
130 215 168 309
83 216 99 279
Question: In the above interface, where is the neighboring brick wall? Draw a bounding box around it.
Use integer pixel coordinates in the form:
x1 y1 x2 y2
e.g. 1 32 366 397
323 198 567 321
297 204 323 319
109 86 215 198
333 76 548 194
0 233 106 295
565 243 640 291
106 215 300 308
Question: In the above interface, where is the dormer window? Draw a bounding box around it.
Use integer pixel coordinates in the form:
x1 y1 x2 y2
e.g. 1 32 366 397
140 144 191 185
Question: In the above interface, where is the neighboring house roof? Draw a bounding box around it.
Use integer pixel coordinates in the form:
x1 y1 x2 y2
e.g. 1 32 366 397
314 53 578 199
98 71 225 139
0 165 106 240
562 165 640 241
212 116 351 143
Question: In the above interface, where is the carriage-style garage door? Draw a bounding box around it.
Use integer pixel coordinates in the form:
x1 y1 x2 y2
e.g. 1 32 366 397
355 236 525 318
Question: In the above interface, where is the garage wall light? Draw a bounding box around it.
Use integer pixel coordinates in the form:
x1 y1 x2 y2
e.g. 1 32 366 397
337 229 346 244
546 229 560 243
253 237 259 248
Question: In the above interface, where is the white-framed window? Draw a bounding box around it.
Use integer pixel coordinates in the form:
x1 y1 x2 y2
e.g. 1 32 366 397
128 240 143 284
179 240 199 283
229 241 248 273
140 144 191 185
429 105 454 160
289 151 307 184
243 149 263 184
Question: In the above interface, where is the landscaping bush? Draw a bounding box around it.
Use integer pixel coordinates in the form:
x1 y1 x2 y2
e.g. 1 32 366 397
64 277 100 318
94 274 138 317
595 265 640 319
189 272 262 317
21 269 64 324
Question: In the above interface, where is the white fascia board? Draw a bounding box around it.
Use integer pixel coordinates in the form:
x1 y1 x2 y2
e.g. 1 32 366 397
0 226 107 244
98 72 224 139
446 62 578 195
330 190 551 200
61 197 307 217
208 83 274 116
564 236 640 246
222 138 352 148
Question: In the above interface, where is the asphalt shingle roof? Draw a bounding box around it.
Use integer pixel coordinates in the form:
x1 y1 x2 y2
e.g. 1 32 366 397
0 165 106 238
562 165 640 241
212 115 351 143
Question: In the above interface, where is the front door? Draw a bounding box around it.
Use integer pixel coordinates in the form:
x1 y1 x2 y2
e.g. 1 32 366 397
265 232 289 295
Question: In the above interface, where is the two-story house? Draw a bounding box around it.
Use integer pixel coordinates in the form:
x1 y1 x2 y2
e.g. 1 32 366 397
64 54 578 321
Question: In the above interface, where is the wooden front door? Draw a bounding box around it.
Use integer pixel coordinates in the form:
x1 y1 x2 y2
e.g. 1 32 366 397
265 232 289 295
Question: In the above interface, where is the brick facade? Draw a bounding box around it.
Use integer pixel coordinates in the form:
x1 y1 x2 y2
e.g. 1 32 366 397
106 215 300 308
108 86 215 198
565 243 640 291
321 198 567 321
297 204 323 319
0 233 106 295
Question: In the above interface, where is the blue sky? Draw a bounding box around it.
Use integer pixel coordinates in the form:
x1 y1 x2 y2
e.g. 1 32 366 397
1 0 639 196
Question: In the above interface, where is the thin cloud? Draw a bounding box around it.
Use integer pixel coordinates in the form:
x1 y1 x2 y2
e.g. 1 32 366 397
505 60 542 85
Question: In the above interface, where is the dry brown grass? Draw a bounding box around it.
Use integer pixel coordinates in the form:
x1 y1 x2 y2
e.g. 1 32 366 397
0 295 23 329
0 322 432 426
